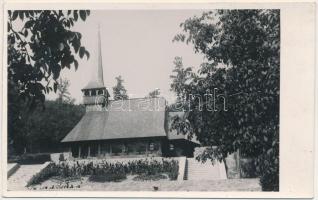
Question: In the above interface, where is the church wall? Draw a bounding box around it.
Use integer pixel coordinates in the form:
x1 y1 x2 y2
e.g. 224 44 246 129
69 137 164 159
69 138 198 159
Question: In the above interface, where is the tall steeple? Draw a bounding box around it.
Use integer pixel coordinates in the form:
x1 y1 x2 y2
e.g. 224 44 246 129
97 24 104 86
82 24 109 110
83 24 105 90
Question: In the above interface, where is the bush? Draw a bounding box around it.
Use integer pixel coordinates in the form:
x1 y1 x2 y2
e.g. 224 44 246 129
27 163 58 186
125 158 179 180
26 158 179 186
89 173 126 182
240 158 257 178
59 154 65 162
163 159 179 180
257 147 279 191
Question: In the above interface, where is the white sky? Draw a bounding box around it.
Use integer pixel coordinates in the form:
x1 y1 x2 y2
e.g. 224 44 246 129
46 10 205 104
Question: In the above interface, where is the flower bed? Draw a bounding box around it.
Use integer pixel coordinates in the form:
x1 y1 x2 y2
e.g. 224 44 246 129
27 158 179 187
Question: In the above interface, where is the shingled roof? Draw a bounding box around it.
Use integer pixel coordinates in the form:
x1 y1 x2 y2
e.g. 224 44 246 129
82 80 105 90
61 97 168 142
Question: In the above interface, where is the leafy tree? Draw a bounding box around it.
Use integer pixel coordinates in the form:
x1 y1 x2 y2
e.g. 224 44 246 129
56 78 74 104
8 10 90 108
112 75 128 100
171 10 279 191
170 57 193 100
7 10 90 154
147 88 160 98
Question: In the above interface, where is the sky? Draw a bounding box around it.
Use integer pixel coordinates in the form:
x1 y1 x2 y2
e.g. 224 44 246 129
47 10 206 104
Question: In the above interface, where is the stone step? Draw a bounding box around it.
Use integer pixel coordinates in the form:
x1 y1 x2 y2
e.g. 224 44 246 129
185 158 227 180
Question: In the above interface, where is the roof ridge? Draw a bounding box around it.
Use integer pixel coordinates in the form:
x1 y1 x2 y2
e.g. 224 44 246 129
109 96 166 102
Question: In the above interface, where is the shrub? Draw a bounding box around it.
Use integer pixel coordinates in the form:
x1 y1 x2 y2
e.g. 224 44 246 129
162 159 179 180
27 163 59 186
124 158 179 180
26 158 179 186
89 172 127 182
240 158 257 178
59 154 65 162
257 147 279 191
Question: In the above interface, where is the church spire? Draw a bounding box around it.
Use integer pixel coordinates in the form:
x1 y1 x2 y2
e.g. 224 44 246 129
97 24 104 85
82 24 105 90
81 24 109 110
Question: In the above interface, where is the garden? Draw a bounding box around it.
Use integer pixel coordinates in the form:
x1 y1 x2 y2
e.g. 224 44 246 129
26 158 179 190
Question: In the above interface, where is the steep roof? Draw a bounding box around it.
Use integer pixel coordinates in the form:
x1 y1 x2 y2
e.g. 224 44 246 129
82 80 105 90
62 97 167 142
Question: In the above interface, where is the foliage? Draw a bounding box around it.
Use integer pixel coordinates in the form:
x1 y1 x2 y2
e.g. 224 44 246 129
8 10 90 108
8 153 51 164
26 158 179 186
147 89 160 98
89 172 127 182
9 100 85 154
240 158 257 178
8 10 89 154
171 10 279 191
59 153 65 162
257 145 279 191
170 57 193 101
124 158 179 180
112 75 129 100
27 162 59 187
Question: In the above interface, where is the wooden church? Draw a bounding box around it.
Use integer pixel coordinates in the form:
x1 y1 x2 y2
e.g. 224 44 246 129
61 28 199 159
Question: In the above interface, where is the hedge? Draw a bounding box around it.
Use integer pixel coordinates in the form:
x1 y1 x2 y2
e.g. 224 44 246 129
27 158 179 186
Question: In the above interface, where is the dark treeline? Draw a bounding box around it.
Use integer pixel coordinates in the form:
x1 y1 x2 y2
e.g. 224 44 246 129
8 100 85 155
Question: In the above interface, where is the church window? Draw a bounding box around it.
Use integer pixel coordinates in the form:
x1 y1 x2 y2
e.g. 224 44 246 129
149 143 154 151
149 141 159 151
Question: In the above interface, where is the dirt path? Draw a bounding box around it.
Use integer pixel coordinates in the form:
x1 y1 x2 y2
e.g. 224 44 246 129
80 178 261 191
29 176 261 191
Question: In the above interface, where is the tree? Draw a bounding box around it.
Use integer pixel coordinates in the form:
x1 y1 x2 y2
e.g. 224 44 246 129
147 88 160 98
8 10 90 108
171 10 279 191
112 75 128 100
56 78 74 104
7 10 90 154
20 100 85 153
170 57 193 101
